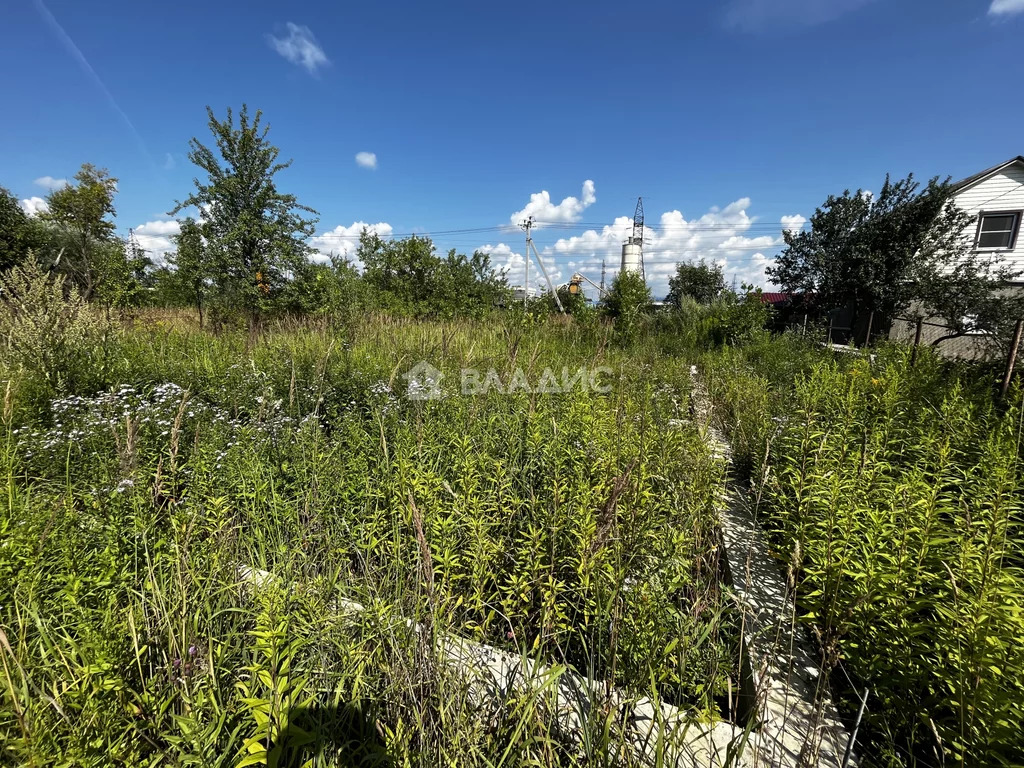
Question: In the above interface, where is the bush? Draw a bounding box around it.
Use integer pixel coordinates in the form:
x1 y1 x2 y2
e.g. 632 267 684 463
603 270 652 345
704 337 1024 766
0 255 106 396
654 291 772 353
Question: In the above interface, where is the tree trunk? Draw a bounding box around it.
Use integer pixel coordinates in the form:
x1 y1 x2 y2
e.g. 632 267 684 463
195 282 204 329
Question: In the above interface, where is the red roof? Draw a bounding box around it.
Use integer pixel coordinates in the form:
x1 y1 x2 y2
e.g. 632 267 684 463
759 292 792 304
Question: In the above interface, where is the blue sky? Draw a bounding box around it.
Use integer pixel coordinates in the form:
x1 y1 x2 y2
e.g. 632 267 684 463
3 0 1023 297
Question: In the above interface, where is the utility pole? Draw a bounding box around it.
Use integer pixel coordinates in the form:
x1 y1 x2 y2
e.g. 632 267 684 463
600 259 607 294
521 216 532 305
1001 319 1024 400
520 215 564 313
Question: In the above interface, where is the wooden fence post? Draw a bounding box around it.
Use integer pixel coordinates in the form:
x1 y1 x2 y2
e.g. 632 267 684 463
1000 319 1024 400
864 311 874 348
910 318 923 367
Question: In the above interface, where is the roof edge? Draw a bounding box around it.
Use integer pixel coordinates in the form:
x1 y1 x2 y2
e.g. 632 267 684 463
952 155 1024 192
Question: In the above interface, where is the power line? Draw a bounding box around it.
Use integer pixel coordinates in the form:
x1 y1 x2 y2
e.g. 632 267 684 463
533 221 800 231
311 223 800 241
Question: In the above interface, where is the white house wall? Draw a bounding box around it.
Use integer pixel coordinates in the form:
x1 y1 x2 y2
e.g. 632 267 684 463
952 162 1024 276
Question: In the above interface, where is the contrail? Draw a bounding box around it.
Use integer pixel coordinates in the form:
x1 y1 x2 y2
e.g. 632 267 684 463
32 0 156 169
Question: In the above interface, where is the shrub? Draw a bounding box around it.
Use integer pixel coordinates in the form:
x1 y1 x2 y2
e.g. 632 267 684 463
655 291 772 352
603 270 652 345
748 346 1024 766
0 255 106 395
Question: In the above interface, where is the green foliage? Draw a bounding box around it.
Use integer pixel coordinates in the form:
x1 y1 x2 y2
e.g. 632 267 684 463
277 256 368 322
235 616 316 766
0 312 739 766
437 247 511 317
655 291 772 354
602 269 652 344
0 255 105 396
550 284 594 319
172 105 319 323
39 164 119 300
93 236 152 314
0 187 40 271
603 270 651 320
706 335 1024 766
665 259 726 307
159 217 211 325
358 232 510 318
770 173 1023 345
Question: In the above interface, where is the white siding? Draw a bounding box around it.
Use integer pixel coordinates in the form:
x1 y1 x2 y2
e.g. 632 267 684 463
951 161 1024 276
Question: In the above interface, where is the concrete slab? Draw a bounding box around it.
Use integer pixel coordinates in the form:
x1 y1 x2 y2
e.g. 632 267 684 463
689 365 858 768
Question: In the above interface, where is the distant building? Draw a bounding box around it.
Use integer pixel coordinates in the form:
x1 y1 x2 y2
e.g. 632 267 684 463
508 285 541 303
949 155 1024 273
889 156 1024 358
758 292 795 308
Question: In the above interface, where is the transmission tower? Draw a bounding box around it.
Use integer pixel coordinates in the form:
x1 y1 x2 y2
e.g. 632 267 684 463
632 197 645 282
620 197 646 280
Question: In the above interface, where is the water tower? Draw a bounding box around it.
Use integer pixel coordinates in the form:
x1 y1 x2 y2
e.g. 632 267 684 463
620 197 645 280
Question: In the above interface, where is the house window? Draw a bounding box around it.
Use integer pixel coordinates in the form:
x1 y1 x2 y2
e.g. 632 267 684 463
976 211 1021 250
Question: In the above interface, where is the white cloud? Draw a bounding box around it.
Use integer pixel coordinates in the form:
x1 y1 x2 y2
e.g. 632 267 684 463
132 219 181 264
355 152 378 170
20 197 49 216
268 23 329 74
725 0 879 31
34 176 67 190
163 153 175 170
136 220 181 237
512 197 796 299
478 243 524 278
510 180 596 228
990 0 1024 15
309 221 393 264
781 214 806 234
475 242 564 291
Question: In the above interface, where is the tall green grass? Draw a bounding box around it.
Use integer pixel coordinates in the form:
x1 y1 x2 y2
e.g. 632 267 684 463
0 311 739 766
708 337 1024 767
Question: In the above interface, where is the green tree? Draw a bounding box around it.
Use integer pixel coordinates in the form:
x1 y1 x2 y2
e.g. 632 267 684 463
603 270 651 343
666 259 726 306
171 105 318 325
40 164 118 299
92 236 152 315
553 284 590 317
356 233 508 317
768 174 1022 345
437 249 510 317
603 270 652 320
279 256 368 320
162 218 211 326
0 188 41 271
358 233 440 314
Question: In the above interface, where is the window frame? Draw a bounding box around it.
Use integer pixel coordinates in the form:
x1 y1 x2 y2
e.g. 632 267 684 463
974 209 1023 251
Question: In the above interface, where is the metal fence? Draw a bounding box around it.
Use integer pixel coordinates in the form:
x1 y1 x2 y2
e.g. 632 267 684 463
887 316 996 362
779 310 1024 398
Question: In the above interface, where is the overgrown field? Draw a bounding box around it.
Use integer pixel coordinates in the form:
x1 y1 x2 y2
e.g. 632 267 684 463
4 295 1024 768
705 338 1024 768
0 310 740 766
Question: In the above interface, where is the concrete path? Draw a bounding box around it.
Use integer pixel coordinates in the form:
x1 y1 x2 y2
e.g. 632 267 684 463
238 564 762 767
689 365 857 768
